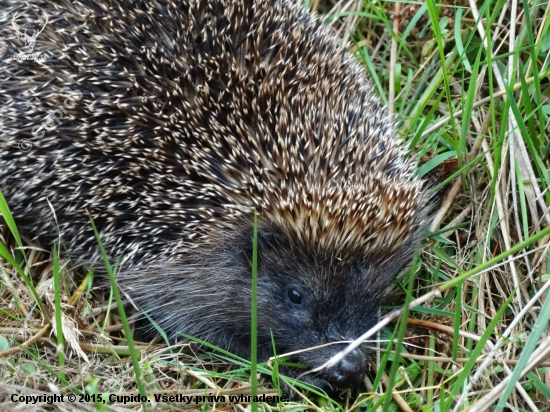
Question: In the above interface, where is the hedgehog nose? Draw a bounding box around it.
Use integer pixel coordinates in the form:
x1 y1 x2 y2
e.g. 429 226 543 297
329 349 366 387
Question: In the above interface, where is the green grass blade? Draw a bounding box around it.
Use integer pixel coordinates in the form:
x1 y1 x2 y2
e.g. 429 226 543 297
446 290 515 409
382 257 418 411
52 243 65 383
494 285 550 410
0 190 23 249
88 217 147 407
251 212 259 412
0 242 50 323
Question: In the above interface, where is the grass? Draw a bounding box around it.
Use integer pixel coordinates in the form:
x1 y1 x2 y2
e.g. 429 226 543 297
1 0 550 410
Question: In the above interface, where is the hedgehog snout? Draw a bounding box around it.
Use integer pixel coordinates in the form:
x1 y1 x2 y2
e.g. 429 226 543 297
326 348 366 387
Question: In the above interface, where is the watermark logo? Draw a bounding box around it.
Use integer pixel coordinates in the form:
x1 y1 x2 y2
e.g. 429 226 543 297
31 90 83 139
18 139 32 152
12 8 49 61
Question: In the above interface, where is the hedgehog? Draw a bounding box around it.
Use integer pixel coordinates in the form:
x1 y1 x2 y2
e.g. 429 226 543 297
0 0 428 394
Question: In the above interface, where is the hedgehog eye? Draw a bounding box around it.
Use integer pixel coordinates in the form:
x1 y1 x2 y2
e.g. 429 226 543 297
287 288 302 305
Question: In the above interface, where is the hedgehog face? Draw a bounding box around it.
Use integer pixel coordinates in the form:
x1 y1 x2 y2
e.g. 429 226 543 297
116 220 414 394
248 224 415 392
